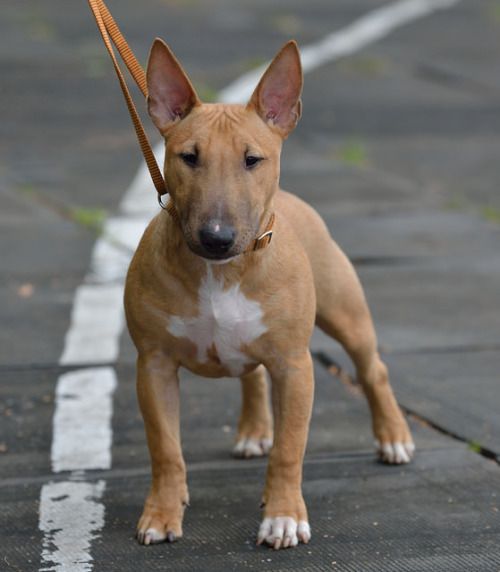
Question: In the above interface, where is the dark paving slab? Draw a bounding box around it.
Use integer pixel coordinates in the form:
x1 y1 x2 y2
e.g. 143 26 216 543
98 447 500 572
0 277 78 368
321 210 500 261
8 447 500 572
386 350 500 458
313 5 500 212
317 209 500 354
385 0 500 93
0 367 57 480
280 161 434 217
0 155 96 368
295 205 500 356
2 360 499 571
301 54 500 139
357 261 500 352
288 0 500 215
0 188 94 366
1 482 44 571
0 188 95 279
368 135 500 212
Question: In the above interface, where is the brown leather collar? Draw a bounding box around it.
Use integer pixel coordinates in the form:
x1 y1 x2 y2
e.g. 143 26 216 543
158 194 275 254
249 212 275 252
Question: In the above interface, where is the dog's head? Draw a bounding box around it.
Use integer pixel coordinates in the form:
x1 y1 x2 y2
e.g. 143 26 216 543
146 40 303 261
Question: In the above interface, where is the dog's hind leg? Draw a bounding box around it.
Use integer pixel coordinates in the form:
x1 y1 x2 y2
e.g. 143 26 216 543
233 365 273 459
314 239 415 464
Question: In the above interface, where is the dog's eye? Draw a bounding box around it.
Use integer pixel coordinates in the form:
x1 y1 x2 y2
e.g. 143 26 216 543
180 152 198 167
245 155 262 169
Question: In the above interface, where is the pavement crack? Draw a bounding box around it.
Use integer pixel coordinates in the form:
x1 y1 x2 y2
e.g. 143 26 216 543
0 451 378 489
400 406 499 466
380 343 500 356
314 350 500 467
3 555 24 572
0 359 135 373
14 184 105 235
350 255 423 267
415 61 500 100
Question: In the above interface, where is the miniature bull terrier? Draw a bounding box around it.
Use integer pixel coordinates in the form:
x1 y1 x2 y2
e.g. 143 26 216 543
124 38 415 550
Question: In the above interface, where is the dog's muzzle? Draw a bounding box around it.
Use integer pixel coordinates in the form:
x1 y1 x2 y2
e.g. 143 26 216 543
198 222 236 258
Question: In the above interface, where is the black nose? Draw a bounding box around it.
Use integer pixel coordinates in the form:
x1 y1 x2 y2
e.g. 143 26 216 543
199 222 236 255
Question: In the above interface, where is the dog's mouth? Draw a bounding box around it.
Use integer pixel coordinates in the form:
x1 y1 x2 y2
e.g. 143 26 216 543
187 242 240 263
204 253 239 265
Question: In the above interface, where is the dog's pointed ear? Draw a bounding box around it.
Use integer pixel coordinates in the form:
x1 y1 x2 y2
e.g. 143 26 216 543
247 41 303 138
146 38 200 133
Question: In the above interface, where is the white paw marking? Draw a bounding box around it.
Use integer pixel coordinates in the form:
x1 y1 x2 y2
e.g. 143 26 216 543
233 437 272 458
375 440 415 464
167 265 267 376
139 527 165 545
137 527 178 545
257 517 311 549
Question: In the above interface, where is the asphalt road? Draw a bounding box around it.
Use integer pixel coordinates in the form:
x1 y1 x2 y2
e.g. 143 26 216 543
1 1 500 571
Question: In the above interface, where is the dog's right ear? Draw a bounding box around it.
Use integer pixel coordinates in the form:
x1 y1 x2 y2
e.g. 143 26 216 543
146 38 200 133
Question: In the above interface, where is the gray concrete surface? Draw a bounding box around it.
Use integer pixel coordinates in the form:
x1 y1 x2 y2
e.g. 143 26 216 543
1 0 499 571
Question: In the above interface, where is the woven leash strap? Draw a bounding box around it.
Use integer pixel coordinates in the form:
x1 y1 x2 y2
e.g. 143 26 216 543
87 0 177 217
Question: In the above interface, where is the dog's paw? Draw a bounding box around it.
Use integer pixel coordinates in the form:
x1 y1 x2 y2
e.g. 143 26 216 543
376 440 415 464
136 505 184 546
233 437 272 459
137 527 178 546
257 517 311 550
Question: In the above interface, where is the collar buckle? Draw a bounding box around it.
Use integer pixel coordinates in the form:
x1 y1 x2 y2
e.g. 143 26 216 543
253 229 273 251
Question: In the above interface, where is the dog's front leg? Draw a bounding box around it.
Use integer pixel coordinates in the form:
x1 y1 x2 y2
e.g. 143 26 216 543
258 349 314 550
136 352 188 545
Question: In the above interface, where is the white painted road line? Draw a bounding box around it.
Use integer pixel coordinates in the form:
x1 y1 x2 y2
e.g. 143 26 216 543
39 481 106 572
59 285 125 366
51 368 117 473
219 0 462 104
38 0 462 569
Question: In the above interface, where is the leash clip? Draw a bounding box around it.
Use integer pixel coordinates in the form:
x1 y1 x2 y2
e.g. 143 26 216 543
158 193 180 222
158 193 169 210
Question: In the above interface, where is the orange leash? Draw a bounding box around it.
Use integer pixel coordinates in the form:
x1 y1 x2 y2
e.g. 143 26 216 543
87 0 178 217
87 0 274 251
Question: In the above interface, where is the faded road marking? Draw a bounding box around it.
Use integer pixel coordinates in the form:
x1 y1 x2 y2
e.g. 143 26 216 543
39 481 105 572
51 368 117 473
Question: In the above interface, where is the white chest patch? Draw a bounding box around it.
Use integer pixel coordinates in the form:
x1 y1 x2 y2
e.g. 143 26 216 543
167 266 267 376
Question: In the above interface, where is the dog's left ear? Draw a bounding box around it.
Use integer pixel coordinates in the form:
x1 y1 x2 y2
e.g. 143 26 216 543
247 41 303 138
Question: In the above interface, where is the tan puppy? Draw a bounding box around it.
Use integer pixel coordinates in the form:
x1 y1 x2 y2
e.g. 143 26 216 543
124 39 415 550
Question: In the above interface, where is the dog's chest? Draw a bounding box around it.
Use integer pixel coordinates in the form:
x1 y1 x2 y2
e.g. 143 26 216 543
167 267 267 376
